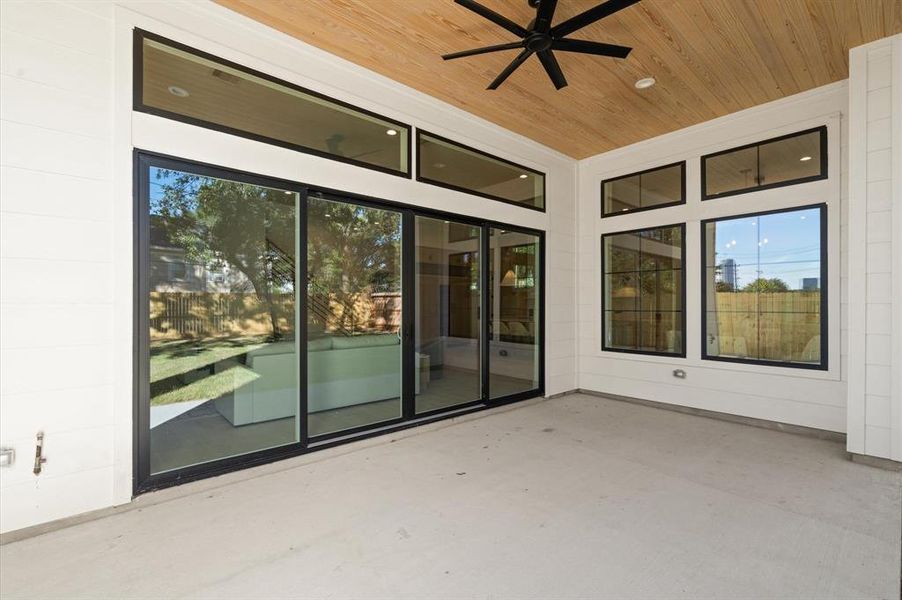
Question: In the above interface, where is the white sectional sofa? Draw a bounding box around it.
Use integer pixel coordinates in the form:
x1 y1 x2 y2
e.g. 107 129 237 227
216 333 402 426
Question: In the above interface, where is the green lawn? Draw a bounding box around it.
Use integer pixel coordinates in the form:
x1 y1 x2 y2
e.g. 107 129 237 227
151 364 259 406
149 336 269 407
149 336 268 383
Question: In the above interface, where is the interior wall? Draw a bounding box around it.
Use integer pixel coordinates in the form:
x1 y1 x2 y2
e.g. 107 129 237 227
576 82 849 433
0 0 578 534
848 34 902 460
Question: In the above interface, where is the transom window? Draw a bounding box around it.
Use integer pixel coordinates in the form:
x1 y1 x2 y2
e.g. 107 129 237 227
602 162 685 217
702 127 826 199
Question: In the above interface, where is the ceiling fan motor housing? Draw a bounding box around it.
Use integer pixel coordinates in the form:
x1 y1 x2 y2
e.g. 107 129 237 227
442 0 639 91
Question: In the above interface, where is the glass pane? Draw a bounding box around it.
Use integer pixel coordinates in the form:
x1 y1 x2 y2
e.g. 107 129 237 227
705 311 758 358
489 229 540 398
639 270 682 312
705 129 825 197
415 217 481 413
418 133 544 209
606 272 639 312
704 206 824 367
603 163 683 216
759 130 822 187
639 225 682 271
603 232 640 273
307 196 402 436
705 146 758 196
603 175 640 213
640 164 682 208
141 35 408 174
602 225 683 355
147 166 299 475
637 311 682 353
605 311 638 350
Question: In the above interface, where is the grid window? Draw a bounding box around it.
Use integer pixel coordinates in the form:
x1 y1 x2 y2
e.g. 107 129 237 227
602 224 685 356
702 205 826 369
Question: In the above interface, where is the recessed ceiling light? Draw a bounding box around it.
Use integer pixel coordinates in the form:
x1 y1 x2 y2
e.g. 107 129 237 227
385 129 398 136
799 155 812 162
168 85 189 98
634 77 656 90
433 162 446 169
518 174 528 179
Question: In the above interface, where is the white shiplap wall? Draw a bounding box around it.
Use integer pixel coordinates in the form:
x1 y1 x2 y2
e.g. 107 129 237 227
0 1 118 532
0 0 578 534
848 34 902 460
576 83 849 433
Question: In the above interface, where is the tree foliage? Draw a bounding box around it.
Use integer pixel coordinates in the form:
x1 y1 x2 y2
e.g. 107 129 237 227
741 277 790 293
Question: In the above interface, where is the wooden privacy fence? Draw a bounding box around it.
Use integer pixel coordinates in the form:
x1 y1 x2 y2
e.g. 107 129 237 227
150 292 294 341
709 291 821 361
150 291 401 341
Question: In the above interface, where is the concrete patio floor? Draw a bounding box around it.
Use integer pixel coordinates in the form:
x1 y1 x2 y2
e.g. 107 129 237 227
1 393 900 599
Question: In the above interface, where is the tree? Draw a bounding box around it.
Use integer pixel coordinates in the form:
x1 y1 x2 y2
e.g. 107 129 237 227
741 277 789 293
153 170 296 339
306 197 401 333
715 281 735 292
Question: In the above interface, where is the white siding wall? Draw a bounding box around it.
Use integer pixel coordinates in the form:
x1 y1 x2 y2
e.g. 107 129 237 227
0 0 578 534
576 83 849 433
848 34 902 460
0 1 118 533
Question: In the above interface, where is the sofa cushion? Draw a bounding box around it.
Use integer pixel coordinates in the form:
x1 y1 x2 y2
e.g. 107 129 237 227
307 337 333 352
331 333 400 350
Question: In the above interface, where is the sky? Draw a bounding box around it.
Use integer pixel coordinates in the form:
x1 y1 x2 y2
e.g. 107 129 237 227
709 206 822 290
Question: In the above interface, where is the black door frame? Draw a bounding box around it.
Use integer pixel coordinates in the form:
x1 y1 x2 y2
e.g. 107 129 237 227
134 150 545 494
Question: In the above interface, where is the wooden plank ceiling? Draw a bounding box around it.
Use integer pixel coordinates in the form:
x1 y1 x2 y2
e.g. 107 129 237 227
215 0 901 159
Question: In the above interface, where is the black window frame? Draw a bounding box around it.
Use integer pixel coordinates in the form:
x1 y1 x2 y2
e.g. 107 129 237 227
600 222 687 358
601 161 686 218
134 149 545 494
701 126 828 200
415 129 547 213
133 28 412 179
700 203 828 371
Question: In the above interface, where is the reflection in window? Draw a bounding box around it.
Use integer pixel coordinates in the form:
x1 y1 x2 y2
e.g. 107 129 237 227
703 205 825 368
417 132 545 210
138 31 409 175
703 127 826 198
603 225 684 355
602 162 684 216
307 195 403 437
489 230 541 398
147 166 299 474
415 217 481 413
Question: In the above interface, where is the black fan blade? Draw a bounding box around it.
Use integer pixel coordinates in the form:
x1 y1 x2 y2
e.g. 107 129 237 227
550 0 640 38
454 0 528 38
537 50 567 89
552 38 632 59
443 41 524 60
534 0 558 33
487 48 534 90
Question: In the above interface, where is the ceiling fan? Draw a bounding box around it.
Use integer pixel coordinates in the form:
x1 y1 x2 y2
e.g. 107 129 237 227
443 0 639 90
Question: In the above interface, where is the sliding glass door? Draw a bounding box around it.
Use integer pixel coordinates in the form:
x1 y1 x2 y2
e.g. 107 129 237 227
142 161 301 476
136 152 543 491
306 194 403 438
414 217 482 414
488 228 541 399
